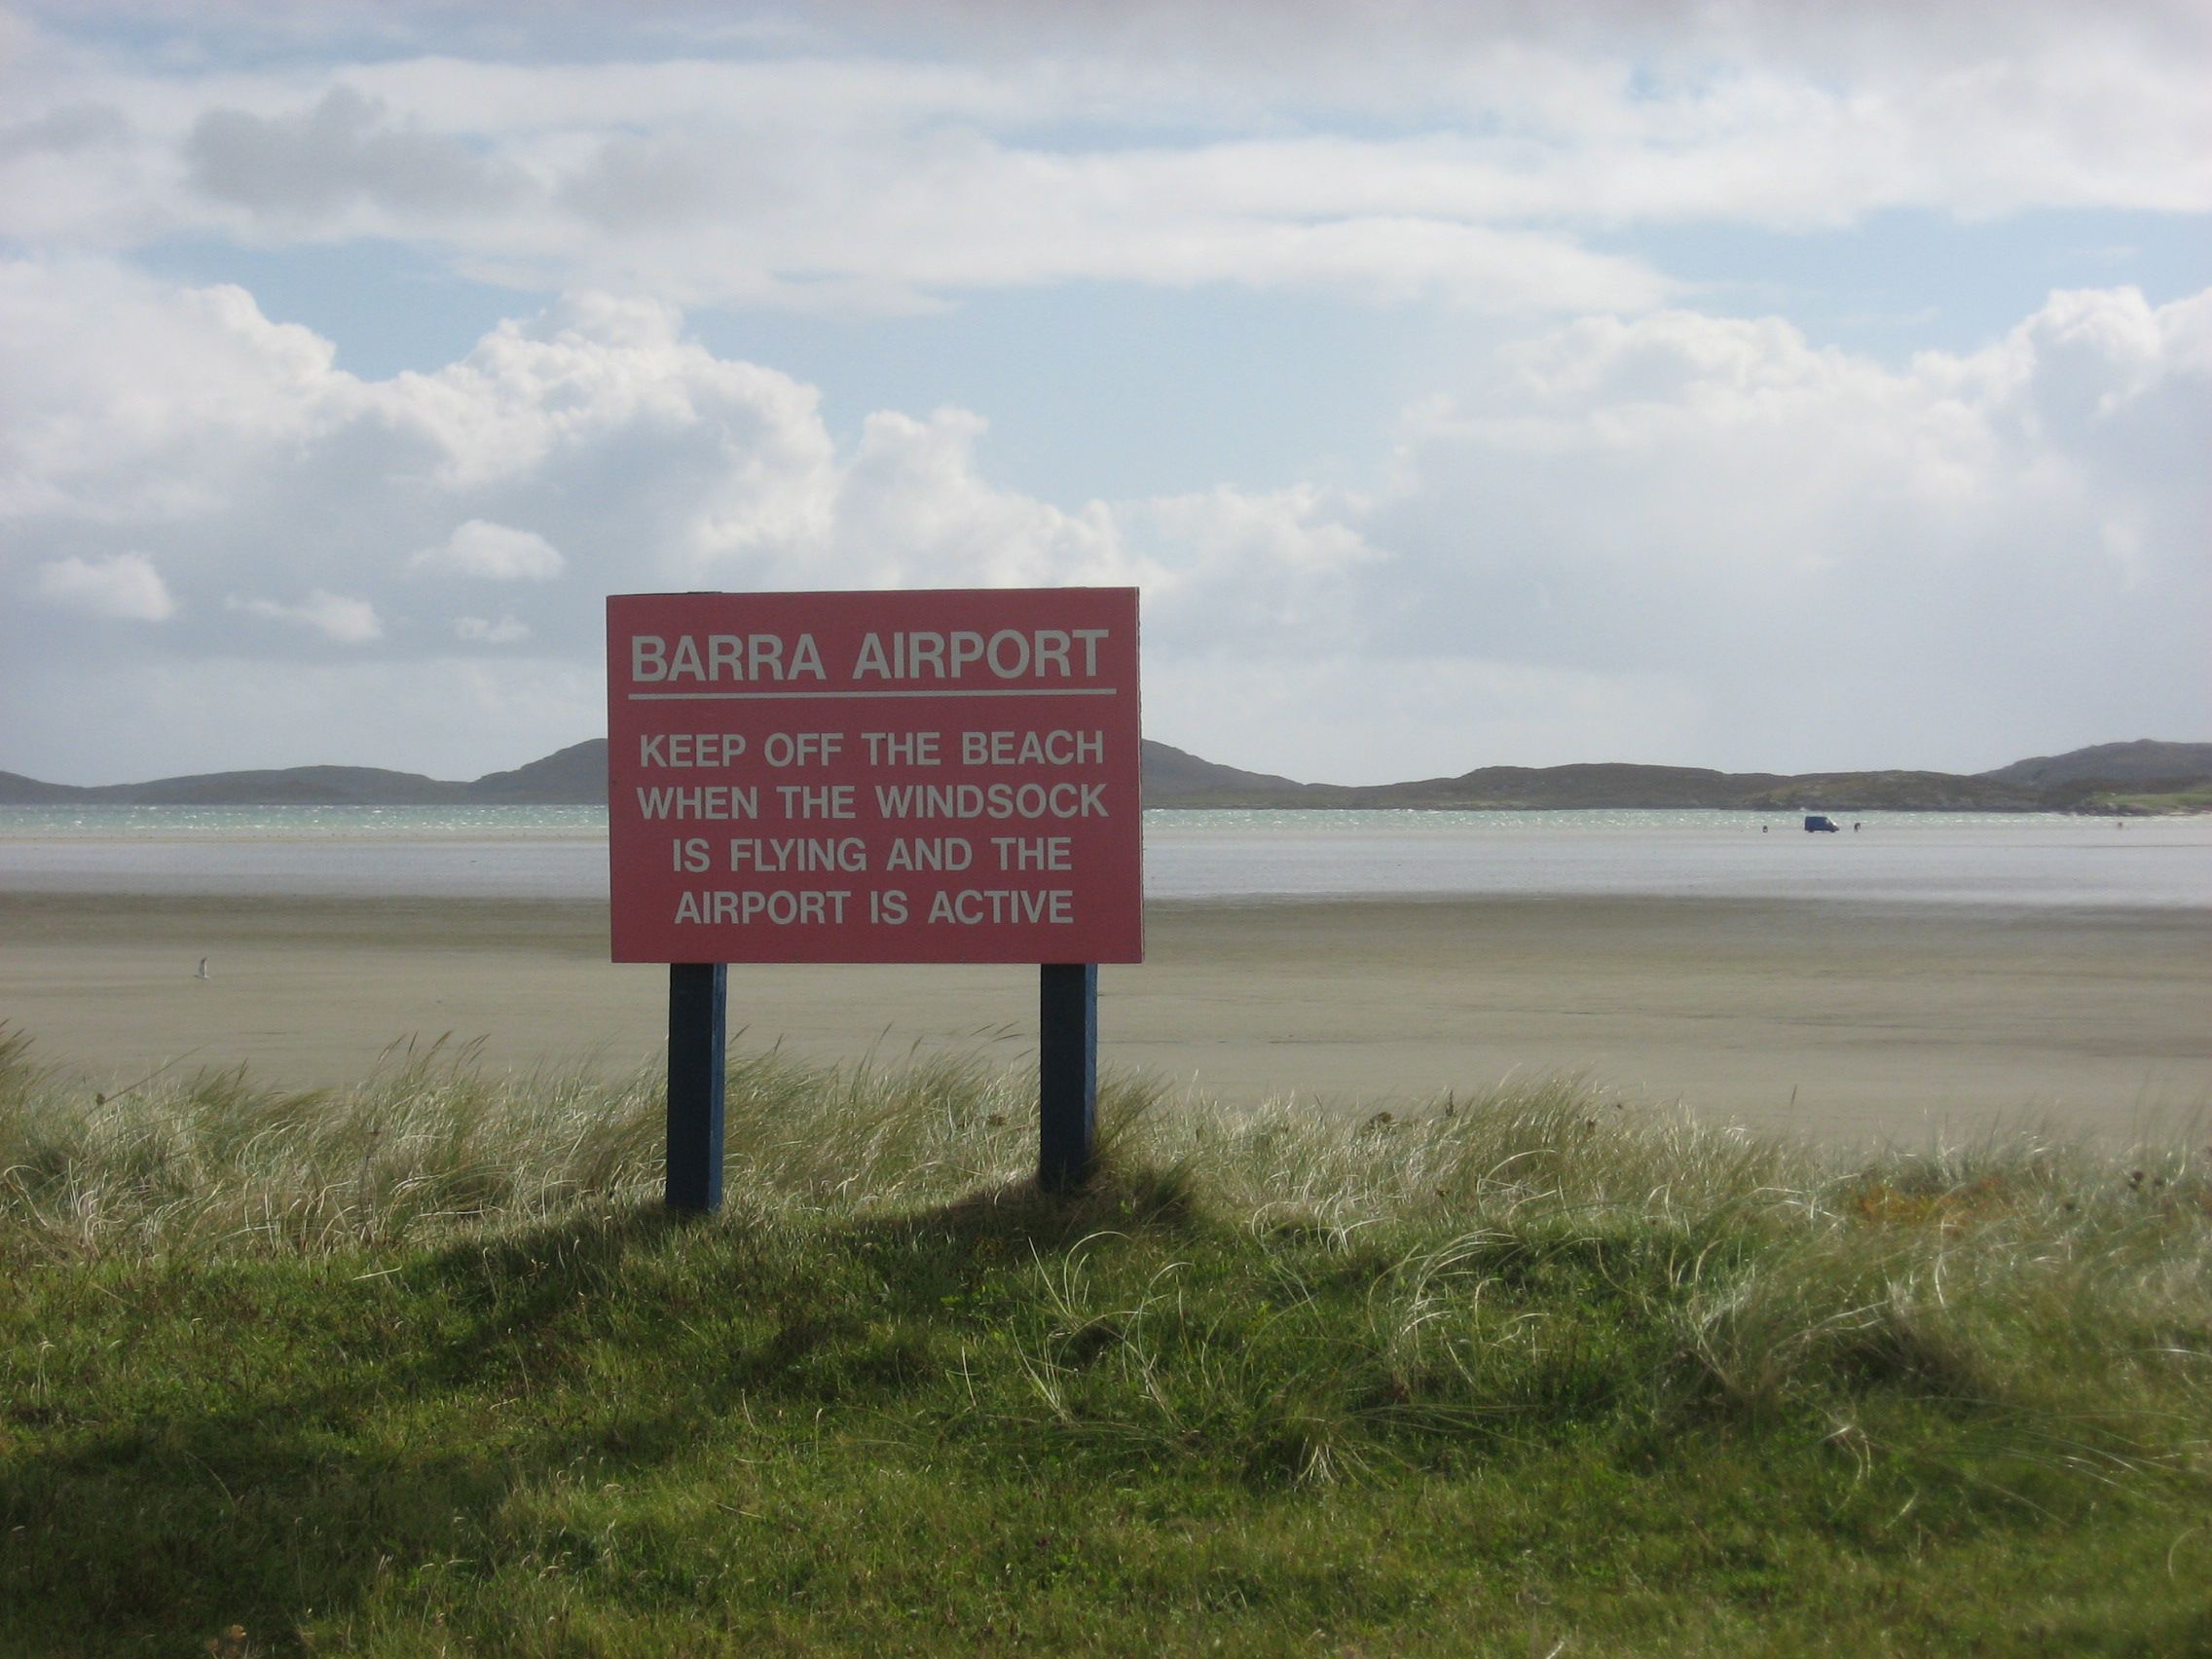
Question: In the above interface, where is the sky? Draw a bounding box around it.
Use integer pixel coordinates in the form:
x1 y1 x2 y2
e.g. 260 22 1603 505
2 1 2207 788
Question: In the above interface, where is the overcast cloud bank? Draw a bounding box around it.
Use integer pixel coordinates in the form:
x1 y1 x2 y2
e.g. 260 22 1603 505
5 262 2203 784
0 3 2204 783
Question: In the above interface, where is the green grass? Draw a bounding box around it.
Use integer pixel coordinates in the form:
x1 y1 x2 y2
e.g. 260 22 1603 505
3 1024 2209 1655
2089 786 2212 815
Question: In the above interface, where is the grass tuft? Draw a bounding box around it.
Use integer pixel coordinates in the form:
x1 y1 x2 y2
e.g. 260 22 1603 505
2 1025 2208 1654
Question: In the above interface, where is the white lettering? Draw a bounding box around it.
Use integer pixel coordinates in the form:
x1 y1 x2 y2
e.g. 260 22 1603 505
763 731 843 767
885 836 973 872
726 837 867 873
839 629 1110 682
641 733 746 768
671 889 852 926
853 632 893 680
959 729 1105 766
925 888 1075 925
635 784 760 820
629 633 827 683
872 782 1108 820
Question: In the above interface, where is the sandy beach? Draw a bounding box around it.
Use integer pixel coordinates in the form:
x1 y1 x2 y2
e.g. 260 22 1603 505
3 887 2205 1146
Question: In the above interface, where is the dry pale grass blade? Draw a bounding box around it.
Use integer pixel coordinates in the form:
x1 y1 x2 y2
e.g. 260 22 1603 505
2 1020 2208 1449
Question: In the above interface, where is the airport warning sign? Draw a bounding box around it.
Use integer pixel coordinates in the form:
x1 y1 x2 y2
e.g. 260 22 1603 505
606 587 1143 964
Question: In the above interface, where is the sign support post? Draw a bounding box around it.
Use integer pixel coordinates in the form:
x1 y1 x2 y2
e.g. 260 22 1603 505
1038 962 1098 1192
665 962 726 1212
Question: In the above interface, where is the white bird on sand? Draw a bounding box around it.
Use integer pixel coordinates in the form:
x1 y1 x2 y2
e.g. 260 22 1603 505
195 957 210 979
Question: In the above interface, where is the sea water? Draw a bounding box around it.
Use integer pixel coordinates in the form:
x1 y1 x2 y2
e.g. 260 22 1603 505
2 805 2206 910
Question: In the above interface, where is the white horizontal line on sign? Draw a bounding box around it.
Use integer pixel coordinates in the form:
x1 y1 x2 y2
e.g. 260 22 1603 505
626 687 1122 702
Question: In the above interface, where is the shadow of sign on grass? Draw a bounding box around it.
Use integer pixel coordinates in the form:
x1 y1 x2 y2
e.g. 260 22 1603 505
0 1168 1213 1653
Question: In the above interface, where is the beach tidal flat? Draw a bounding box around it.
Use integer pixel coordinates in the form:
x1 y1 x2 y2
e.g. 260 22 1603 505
4 809 2207 1142
1 885 2205 1143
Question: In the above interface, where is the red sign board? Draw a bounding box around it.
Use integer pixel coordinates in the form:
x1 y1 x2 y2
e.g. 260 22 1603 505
607 588 1143 964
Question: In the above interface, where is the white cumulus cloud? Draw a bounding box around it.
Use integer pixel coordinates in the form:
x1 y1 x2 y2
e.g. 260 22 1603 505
455 614 532 645
1356 284 2212 771
1 259 2204 783
225 590 384 645
410 520 566 581
34 550 175 620
0 266 1367 775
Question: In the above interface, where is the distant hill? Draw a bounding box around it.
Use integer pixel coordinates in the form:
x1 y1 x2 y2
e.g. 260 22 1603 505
1235 762 2053 813
0 764 463 807
0 771 88 806
465 740 608 802
1 737 2205 812
0 738 1325 809
1139 741 1313 805
1979 739 2212 790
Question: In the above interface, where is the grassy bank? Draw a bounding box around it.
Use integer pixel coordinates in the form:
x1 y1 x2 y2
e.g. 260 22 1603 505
2093 786 2212 816
3 1025 2209 1655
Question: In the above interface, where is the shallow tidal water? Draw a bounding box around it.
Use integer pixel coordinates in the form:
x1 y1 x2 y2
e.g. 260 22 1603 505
1 805 2206 911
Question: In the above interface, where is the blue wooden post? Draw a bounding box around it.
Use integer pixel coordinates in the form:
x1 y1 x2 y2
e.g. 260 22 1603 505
667 962 726 1212
1039 962 1097 1192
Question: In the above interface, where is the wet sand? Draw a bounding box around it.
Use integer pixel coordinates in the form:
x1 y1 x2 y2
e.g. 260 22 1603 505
3 889 2205 1145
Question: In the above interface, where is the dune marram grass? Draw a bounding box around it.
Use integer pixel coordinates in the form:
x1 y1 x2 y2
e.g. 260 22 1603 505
3 1021 2210 1654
